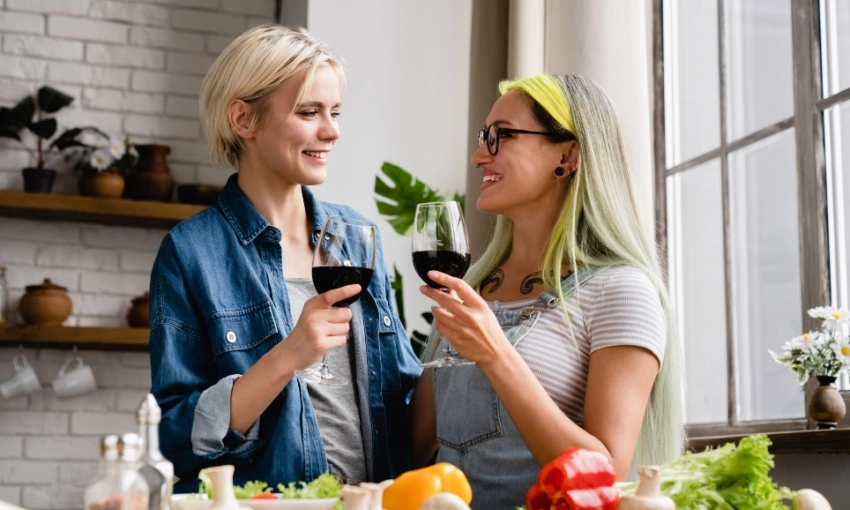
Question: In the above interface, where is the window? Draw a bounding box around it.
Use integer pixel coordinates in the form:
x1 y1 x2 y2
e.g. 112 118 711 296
656 0 850 431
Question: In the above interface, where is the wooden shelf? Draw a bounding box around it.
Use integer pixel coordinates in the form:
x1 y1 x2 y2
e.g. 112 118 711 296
0 189 205 229
689 426 850 454
0 324 149 350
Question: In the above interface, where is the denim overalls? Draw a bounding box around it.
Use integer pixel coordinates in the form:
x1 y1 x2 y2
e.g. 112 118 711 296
433 266 600 509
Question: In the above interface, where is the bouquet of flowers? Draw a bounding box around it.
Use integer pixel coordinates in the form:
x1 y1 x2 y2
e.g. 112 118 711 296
770 306 850 385
55 127 138 176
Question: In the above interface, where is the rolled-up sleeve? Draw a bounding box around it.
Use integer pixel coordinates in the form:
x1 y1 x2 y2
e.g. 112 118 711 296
192 374 260 455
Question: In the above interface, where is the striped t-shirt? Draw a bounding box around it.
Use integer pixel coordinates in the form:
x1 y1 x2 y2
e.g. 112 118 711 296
487 266 666 426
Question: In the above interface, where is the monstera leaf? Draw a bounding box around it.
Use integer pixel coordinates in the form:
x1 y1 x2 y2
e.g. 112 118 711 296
374 161 465 236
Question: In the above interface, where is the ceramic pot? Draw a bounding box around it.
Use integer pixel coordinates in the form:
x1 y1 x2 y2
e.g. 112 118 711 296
78 170 125 198
18 279 73 326
807 375 846 429
126 144 174 202
22 167 56 193
127 292 149 328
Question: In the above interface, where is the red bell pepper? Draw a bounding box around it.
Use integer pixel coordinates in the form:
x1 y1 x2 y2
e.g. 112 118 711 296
562 486 619 510
537 447 617 494
526 447 619 510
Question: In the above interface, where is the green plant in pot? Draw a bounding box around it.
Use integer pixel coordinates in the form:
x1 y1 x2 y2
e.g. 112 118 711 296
0 86 74 193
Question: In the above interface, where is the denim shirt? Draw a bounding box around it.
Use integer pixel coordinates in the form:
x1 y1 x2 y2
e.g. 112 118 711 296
149 174 421 492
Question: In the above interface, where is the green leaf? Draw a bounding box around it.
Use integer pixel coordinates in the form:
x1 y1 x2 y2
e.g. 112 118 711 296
28 118 57 140
374 161 443 236
0 126 21 141
37 86 74 114
10 96 35 127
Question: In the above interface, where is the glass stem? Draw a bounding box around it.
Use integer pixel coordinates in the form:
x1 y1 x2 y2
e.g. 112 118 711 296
318 352 332 379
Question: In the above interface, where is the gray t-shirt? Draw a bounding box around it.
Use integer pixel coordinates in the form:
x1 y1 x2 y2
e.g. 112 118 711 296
286 277 367 484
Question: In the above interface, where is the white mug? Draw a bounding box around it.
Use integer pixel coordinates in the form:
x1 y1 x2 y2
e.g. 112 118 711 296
52 355 96 399
0 354 42 399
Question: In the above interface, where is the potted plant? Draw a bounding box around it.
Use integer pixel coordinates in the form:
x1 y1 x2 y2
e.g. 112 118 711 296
0 86 75 193
54 127 139 198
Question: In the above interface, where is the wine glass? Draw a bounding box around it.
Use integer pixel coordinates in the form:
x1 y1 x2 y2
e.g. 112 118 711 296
412 201 474 368
296 215 376 385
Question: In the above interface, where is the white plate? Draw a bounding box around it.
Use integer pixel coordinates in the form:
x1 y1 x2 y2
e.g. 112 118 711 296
171 495 338 510
241 498 337 510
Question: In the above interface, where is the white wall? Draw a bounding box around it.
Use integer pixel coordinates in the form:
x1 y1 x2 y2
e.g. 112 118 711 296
306 0 472 335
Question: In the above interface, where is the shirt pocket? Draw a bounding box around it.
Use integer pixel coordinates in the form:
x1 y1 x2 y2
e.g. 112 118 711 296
208 301 279 362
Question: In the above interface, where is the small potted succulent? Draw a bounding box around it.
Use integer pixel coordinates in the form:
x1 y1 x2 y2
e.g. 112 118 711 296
0 86 75 193
54 127 138 198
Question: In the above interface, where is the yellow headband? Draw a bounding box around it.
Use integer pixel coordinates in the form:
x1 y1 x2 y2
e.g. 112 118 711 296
498 74 576 135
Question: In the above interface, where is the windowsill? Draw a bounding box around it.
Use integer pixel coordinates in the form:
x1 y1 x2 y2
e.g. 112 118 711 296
688 426 850 454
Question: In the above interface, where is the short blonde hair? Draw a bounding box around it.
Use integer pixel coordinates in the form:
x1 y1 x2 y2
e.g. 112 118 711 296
199 25 346 167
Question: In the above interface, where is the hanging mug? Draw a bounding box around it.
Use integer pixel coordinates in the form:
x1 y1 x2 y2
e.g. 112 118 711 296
52 353 97 399
0 353 42 399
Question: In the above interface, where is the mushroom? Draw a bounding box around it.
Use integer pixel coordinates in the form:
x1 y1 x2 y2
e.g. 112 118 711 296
617 466 675 510
794 488 832 510
342 485 370 510
418 492 471 510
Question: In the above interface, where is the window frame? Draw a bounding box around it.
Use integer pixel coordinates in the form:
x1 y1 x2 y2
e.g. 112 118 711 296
652 0 850 435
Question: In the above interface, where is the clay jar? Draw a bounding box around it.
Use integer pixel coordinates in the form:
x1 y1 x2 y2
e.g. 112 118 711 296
127 292 149 328
125 144 175 202
78 170 125 198
18 279 73 326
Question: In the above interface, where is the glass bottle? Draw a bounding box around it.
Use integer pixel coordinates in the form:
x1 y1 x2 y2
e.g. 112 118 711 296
85 433 149 510
137 394 174 510
0 265 8 323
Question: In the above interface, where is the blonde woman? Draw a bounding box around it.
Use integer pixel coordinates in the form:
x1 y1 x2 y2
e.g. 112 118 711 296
412 74 684 508
149 25 420 493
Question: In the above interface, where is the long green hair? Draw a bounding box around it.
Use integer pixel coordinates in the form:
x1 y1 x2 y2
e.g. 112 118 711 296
464 74 684 476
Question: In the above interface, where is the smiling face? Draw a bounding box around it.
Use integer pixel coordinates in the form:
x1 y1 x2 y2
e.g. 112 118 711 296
240 63 341 186
471 91 575 219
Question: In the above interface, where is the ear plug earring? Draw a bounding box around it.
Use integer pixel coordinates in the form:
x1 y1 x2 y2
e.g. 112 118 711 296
554 166 565 177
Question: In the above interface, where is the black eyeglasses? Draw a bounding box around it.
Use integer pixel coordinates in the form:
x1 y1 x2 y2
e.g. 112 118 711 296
476 124 563 156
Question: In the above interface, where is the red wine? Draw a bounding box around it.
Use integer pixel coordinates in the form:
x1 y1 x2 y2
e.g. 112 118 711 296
312 266 374 307
413 250 471 288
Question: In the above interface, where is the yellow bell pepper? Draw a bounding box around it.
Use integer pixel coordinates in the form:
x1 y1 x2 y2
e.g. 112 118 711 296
422 463 473 504
382 470 442 510
382 463 473 510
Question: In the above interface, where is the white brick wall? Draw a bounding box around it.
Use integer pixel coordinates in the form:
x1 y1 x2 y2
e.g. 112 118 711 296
0 0 275 506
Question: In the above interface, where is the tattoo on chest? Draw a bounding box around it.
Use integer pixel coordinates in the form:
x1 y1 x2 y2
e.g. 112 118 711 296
520 271 545 294
481 269 504 293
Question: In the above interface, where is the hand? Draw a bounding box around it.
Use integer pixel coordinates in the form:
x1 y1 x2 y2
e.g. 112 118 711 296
419 271 510 369
281 284 360 370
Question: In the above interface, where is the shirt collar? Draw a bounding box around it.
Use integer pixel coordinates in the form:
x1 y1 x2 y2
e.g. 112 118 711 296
218 173 331 245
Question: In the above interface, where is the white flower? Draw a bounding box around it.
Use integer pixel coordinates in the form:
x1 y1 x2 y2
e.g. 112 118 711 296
833 337 850 367
108 139 125 159
128 145 138 159
89 150 111 170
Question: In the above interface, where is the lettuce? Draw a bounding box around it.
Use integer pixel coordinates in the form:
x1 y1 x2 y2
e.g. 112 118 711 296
277 472 341 499
619 434 795 509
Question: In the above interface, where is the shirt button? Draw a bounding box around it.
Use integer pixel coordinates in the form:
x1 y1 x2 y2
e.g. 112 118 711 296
383 316 391 326
226 331 237 343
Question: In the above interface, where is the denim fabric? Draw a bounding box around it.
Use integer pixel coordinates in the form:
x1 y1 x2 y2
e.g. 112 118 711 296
149 173 421 492
433 267 600 509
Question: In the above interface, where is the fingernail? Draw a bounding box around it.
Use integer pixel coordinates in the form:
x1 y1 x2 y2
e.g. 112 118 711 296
420 285 428 293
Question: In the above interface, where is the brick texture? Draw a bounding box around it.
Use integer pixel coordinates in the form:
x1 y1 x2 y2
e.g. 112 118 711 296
0 0 274 505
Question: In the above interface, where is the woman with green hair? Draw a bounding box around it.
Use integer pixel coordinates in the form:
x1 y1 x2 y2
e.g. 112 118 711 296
411 74 684 508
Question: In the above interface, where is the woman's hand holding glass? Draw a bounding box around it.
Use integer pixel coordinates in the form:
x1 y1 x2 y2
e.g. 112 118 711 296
420 270 511 370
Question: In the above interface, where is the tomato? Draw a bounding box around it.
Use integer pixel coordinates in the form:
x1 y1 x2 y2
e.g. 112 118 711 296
249 493 279 500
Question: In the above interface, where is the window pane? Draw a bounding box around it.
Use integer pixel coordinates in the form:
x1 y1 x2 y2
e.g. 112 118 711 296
666 161 728 424
821 0 850 97
728 129 804 421
664 0 720 166
826 101 850 311
725 0 794 141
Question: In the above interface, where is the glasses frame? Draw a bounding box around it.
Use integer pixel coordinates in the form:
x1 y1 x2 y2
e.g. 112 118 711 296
477 124 567 156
